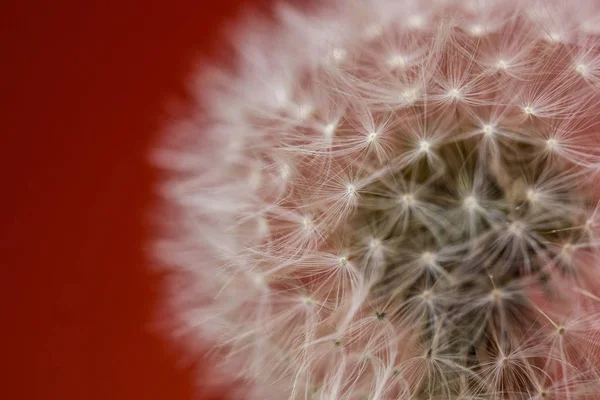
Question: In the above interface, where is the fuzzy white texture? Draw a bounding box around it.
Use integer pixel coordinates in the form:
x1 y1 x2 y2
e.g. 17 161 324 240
154 0 600 399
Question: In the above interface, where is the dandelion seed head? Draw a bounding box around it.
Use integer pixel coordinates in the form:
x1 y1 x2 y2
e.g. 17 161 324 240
155 1 600 398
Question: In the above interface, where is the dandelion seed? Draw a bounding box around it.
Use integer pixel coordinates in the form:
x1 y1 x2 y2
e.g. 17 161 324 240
421 289 433 301
470 24 486 36
280 163 291 180
345 184 357 199
421 251 435 264
303 296 314 306
496 59 508 70
387 54 406 69
370 238 382 249
401 193 415 206
575 64 587 76
490 288 503 302
446 88 461 100
418 140 431 153
296 103 313 121
546 138 558 150
375 311 386 320
302 217 313 229
561 243 573 255
526 189 538 203
323 122 336 138
509 221 524 235
367 131 379 143
463 195 478 210
482 124 494 136
401 87 420 105
330 47 347 63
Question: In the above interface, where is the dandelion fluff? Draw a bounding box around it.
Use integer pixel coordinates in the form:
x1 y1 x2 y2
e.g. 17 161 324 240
154 0 600 398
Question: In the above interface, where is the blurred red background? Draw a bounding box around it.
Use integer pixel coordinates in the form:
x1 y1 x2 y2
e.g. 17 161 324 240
2 1 270 398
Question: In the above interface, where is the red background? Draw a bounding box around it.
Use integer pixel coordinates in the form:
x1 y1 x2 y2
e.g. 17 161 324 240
3 1 269 398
